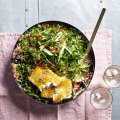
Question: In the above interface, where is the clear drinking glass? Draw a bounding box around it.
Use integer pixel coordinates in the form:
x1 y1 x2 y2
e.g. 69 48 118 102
104 65 120 87
90 87 112 109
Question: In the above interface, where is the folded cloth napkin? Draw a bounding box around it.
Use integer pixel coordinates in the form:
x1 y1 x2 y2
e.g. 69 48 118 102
0 30 112 120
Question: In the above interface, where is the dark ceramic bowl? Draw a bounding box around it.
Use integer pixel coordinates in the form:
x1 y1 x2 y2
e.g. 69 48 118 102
11 21 95 104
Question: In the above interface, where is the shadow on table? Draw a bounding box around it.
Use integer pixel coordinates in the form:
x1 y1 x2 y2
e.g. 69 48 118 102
2 59 58 117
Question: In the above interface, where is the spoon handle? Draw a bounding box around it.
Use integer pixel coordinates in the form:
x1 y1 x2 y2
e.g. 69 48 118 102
85 8 106 55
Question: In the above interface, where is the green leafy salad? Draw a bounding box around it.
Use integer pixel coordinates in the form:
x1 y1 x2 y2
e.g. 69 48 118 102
12 22 95 104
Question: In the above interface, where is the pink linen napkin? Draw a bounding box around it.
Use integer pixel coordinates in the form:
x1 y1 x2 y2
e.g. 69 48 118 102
0 30 112 120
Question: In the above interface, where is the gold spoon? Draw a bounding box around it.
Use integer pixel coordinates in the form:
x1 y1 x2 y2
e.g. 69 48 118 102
84 8 106 60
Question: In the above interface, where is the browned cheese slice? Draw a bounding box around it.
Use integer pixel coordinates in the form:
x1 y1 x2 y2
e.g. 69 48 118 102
28 66 64 91
53 78 72 103
41 77 72 103
28 66 72 103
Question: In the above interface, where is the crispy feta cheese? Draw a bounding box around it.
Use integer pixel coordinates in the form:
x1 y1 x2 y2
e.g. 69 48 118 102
28 66 72 103
47 82 51 86
28 66 64 91
53 78 72 103
53 83 57 86
41 87 55 99
41 78 72 103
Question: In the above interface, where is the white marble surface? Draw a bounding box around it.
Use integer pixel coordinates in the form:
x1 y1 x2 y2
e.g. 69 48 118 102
0 0 120 119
